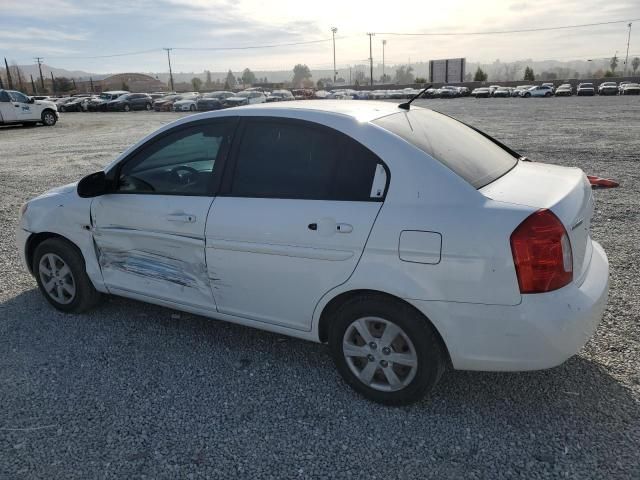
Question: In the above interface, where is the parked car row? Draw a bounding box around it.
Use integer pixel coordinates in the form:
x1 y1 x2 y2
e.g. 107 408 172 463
470 81 640 98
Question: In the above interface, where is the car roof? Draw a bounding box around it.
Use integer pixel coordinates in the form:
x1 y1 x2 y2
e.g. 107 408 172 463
216 100 406 123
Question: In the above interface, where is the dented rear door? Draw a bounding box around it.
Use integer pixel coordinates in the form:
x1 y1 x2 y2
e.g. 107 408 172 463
92 195 217 310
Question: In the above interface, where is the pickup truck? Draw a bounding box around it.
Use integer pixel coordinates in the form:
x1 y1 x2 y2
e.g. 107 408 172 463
0 89 58 126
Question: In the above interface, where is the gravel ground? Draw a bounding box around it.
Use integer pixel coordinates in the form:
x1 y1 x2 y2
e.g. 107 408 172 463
1 97 639 479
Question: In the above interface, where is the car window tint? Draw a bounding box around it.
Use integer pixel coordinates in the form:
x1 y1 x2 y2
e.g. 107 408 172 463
374 109 517 189
118 122 232 195
0 91 10 102
231 120 382 201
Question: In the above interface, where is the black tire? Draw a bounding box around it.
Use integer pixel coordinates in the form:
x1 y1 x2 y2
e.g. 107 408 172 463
524 92 531 97
145 103 152 110
545 92 551 97
123 104 131 112
41 109 57 126
190 104 196 111
328 294 446 405
33 237 101 313
59 105 66 112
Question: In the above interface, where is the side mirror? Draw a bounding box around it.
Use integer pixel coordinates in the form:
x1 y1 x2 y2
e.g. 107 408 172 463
29 97 35 104
77 171 109 198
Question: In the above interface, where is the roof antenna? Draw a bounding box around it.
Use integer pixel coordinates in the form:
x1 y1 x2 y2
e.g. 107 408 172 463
398 84 432 110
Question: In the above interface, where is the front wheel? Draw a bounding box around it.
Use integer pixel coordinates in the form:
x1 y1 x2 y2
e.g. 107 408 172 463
524 92 531 97
33 238 101 313
145 103 152 111
328 295 446 405
123 104 131 112
190 104 196 111
41 110 57 126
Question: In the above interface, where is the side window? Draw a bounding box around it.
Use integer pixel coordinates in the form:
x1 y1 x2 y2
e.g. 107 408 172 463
9 91 29 103
230 120 384 201
117 121 233 195
0 91 10 102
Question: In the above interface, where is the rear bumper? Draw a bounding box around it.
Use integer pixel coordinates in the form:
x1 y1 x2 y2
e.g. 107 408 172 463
409 241 609 371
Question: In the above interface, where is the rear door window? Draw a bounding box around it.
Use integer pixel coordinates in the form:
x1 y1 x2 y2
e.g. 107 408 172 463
230 119 384 201
374 109 517 188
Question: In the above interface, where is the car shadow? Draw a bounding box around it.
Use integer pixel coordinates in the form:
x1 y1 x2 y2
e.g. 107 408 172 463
2 288 638 477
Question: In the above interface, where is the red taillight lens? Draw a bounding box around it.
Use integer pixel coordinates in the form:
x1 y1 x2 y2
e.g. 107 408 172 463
510 209 573 293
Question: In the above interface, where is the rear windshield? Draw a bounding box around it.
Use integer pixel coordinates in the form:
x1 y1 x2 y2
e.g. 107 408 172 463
373 109 518 188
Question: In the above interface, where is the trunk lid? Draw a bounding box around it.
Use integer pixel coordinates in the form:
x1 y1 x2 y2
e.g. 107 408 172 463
481 161 594 284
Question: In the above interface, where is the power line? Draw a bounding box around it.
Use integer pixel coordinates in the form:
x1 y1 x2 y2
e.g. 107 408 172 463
172 37 354 51
376 18 640 36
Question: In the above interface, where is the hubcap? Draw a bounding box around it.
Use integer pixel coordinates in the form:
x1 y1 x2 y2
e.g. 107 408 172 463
38 253 75 304
44 113 54 125
342 317 418 392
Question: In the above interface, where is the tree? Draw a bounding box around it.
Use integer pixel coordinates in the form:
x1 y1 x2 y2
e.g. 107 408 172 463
604 70 615 78
380 73 392 83
632 57 640 74
292 64 312 87
610 54 619 74
523 66 535 81
225 70 236 88
394 65 414 84
191 77 202 91
204 70 213 89
241 68 256 86
474 67 488 82
354 70 366 84
121 80 129 91
56 76 72 92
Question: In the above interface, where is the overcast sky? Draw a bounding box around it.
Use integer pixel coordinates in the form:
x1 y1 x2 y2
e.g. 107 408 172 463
0 0 637 73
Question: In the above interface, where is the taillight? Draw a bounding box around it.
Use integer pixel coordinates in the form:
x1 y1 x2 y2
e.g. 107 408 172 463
510 209 573 293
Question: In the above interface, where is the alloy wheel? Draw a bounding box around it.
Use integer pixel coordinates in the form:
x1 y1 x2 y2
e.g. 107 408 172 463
38 253 76 304
342 316 418 392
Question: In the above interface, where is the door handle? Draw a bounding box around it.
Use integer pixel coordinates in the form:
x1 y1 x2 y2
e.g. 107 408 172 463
14 104 20 108
336 223 353 233
165 213 196 223
308 223 318 231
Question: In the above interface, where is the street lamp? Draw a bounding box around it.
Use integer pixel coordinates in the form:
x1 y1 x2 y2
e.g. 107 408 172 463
382 40 386 84
331 27 338 84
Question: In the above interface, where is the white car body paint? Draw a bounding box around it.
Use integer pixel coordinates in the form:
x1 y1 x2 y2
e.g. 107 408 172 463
0 89 58 124
17 101 609 371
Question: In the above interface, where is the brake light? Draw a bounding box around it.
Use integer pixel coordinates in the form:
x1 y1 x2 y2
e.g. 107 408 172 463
510 209 573 293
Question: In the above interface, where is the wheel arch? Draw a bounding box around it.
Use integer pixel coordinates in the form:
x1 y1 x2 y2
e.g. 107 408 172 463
26 232 82 275
317 288 452 365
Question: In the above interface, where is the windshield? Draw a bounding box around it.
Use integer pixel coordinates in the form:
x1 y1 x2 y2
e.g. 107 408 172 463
373 109 518 189
236 92 251 98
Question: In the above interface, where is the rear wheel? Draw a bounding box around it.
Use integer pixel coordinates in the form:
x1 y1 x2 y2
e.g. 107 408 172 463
41 110 57 126
123 104 131 112
145 103 152 111
328 294 446 405
524 92 531 97
545 92 552 97
33 238 101 313
190 104 196 111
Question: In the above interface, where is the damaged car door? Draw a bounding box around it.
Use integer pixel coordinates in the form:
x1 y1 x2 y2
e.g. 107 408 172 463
91 119 235 309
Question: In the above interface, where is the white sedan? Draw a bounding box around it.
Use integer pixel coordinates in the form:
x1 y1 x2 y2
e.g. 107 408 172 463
17 101 609 405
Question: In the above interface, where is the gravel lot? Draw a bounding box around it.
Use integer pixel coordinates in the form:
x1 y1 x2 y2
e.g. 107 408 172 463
1 97 639 479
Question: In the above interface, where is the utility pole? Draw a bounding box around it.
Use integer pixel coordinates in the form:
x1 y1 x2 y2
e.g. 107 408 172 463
35 57 45 91
50 71 55 95
624 23 632 76
90 77 94 93
30 74 37 94
349 66 352 85
382 39 386 83
366 33 375 86
164 48 175 91
4 57 13 89
331 27 338 85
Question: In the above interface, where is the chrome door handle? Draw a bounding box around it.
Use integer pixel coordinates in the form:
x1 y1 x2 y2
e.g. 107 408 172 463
165 213 196 223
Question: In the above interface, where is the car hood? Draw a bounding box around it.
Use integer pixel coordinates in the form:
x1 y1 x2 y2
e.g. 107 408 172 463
36 182 78 200
173 99 195 105
35 100 58 108
225 96 249 102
